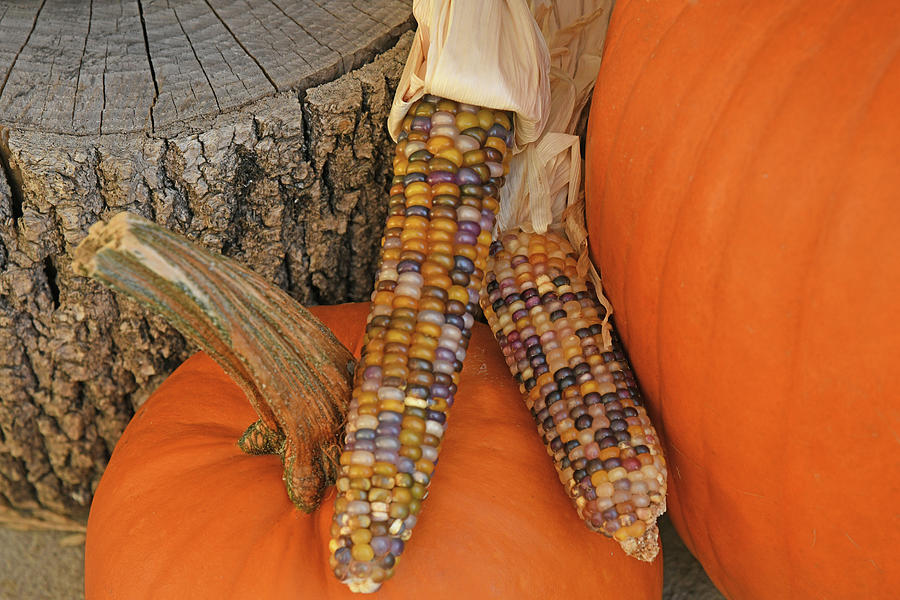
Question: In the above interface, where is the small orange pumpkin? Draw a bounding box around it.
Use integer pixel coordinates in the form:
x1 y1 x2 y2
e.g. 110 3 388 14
85 303 662 599
586 1 900 598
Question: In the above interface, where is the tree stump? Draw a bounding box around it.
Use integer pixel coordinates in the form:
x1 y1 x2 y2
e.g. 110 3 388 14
0 0 413 524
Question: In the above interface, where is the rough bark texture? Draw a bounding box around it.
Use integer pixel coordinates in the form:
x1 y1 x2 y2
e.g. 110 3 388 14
0 0 413 523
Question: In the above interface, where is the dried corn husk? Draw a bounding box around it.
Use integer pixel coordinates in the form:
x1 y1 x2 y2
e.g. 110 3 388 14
388 0 615 345
388 0 551 147
498 0 612 235
498 0 615 346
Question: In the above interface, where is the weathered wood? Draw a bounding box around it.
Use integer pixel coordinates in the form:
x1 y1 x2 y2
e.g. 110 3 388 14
0 0 412 522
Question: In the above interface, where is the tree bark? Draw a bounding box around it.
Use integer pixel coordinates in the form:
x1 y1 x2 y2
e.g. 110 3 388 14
0 0 412 523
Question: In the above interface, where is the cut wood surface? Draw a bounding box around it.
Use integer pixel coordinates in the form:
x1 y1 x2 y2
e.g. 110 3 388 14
0 0 412 522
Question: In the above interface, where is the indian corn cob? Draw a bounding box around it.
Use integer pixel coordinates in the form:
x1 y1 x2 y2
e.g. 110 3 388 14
480 229 667 561
329 95 514 592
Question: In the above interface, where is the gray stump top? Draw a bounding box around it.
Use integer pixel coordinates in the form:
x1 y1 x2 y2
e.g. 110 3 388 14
0 0 412 136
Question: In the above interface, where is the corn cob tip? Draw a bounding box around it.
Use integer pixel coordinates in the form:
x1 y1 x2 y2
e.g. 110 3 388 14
620 522 661 562
345 579 383 594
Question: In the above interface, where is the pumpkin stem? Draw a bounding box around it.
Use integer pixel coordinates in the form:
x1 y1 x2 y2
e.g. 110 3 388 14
238 419 286 456
72 211 355 512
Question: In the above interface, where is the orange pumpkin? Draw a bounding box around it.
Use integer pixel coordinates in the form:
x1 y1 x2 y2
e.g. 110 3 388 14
586 1 900 599
85 303 662 599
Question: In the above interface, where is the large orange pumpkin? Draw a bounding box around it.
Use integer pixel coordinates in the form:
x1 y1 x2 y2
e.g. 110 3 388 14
85 303 662 599
586 1 900 599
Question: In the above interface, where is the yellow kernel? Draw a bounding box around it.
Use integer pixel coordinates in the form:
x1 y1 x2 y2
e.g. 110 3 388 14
598 447 620 461
426 135 455 154
436 148 463 167
590 470 609 487
348 465 373 479
415 321 442 338
392 487 413 503
351 529 373 545
429 242 454 257
432 217 458 233
402 239 427 253
351 543 375 562
484 136 507 156
406 161 428 175
448 285 469 304
456 112 480 130
374 462 398 476
477 109 494 130
405 181 431 198
378 399 405 413
392 295 418 310
614 521 647 541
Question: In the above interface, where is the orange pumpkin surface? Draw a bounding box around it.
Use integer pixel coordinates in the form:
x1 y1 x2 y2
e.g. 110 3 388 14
586 1 900 599
85 303 662 599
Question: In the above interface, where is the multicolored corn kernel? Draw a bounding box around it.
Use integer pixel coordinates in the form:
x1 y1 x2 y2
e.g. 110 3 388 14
329 95 514 592
480 229 667 561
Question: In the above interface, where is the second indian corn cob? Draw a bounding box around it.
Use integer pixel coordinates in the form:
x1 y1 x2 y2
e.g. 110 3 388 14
480 229 667 561
328 95 514 592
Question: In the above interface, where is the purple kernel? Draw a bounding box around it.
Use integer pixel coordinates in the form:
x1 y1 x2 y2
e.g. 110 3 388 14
487 123 509 139
622 457 642 472
371 536 391 556
457 167 482 185
378 411 403 423
374 449 399 462
598 436 617 449
455 230 478 245
427 171 457 185
434 348 456 363
458 220 481 235
335 547 352 564
426 410 446 423
397 259 421 273
454 255 475 273
411 116 432 132
390 538 405 556
403 172 427 186
603 457 623 470
376 423 401 436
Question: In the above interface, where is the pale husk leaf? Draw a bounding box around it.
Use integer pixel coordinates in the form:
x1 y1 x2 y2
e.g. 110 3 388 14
388 0 551 146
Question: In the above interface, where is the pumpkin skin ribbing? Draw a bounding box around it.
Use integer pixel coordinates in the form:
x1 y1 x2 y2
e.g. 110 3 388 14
586 1 900 599
84 303 662 599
